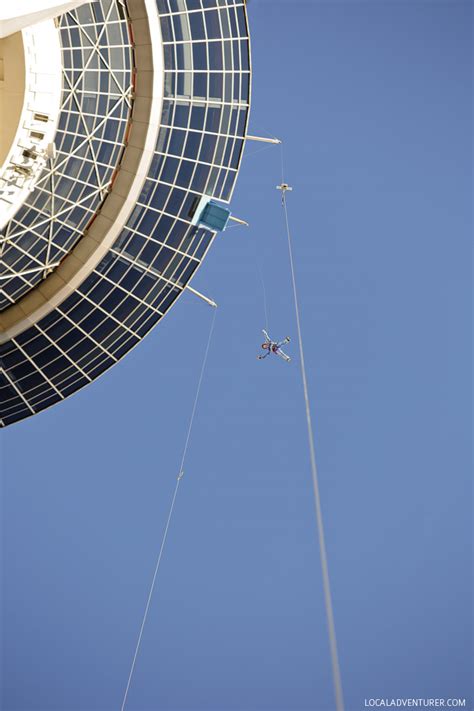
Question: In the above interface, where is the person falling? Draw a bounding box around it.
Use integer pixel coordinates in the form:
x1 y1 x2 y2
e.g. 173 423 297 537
257 330 291 363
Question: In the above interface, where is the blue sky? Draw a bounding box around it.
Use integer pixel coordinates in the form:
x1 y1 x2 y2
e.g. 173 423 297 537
1 1 472 710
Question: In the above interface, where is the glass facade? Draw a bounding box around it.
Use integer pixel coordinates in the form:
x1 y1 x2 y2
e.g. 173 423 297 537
0 0 135 309
0 0 251 426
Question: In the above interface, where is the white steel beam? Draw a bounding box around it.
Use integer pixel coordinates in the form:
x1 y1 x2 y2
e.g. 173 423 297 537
246 135 281 145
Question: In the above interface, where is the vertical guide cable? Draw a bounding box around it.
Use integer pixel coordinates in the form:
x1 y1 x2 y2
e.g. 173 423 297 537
121 306 218 711
255 256 269 333
279 147 345 711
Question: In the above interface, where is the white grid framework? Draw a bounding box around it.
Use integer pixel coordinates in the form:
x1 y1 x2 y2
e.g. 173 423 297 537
0 0 135 308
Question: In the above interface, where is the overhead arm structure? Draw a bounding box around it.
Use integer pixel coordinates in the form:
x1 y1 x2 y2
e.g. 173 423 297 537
0 0 251 426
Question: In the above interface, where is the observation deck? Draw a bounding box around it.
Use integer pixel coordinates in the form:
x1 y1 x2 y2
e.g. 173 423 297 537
0 0 251 426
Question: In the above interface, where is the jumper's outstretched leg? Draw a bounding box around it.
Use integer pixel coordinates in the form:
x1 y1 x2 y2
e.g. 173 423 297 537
275 349 291 363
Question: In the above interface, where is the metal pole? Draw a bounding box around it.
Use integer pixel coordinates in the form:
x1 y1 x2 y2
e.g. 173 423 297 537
228 215 249 227
246 135 282 145
186 285 217 308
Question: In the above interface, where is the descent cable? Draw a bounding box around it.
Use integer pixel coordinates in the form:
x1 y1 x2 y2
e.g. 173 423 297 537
257 258 270 333
251 236 270 333
121 306 217 711
279 157 345 711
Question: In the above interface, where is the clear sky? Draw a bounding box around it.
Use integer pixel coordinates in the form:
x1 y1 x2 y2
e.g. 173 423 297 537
1 1 472 710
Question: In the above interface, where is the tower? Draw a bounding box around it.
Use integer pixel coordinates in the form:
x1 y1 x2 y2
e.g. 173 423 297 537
0 0 251 426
